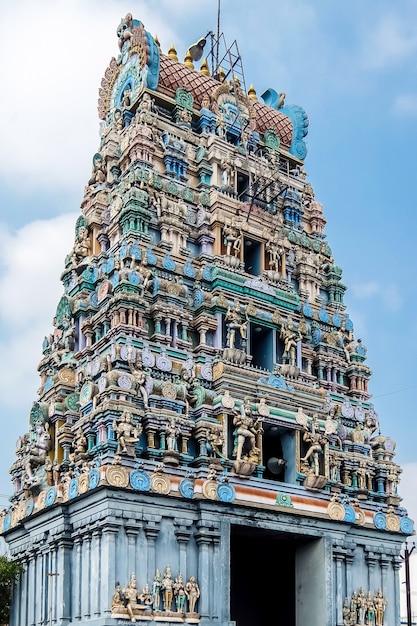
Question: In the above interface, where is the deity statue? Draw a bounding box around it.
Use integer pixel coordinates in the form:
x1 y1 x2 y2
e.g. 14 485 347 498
72 427 87 458
113 410 141 454
358 587 367 624
162 565 174 611
220 152 234 188
185 576 200 613
223 219 241 257
181 366 199 415
374 589 386 626
265 233 284 272
300 415 327 477
366 592 376 625
129 357 149 408
232 398 263 462
225 301 248 349
72 226 91 264
152 569 162 611
280 318 301 366
111 583 123 610
166 418 180 452
173 574 186 612
122 572 139 622
26 421 52 482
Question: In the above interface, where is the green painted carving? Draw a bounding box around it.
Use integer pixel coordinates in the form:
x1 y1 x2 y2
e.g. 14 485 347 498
264 128 280 151
75 215 87 238
175 87 194 110
29 402 49 428
54 295 73 328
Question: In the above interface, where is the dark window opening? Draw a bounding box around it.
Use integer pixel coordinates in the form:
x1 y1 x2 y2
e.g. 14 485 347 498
262 423 285 481
237 172 250 202
243 238 261 275
250 323 273 370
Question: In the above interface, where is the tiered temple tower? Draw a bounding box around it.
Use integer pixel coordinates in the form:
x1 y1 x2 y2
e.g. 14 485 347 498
1 13 412 626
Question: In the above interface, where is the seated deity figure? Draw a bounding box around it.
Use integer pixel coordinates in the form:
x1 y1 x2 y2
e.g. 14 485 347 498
113 410 141 454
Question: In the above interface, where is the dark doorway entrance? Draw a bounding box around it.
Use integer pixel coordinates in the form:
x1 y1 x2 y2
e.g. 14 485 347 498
230 526 296 626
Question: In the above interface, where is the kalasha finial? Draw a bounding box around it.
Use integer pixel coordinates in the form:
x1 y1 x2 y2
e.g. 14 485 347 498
247 84 257 100
200 59 210 76
184 49 194 69
168 43 178 61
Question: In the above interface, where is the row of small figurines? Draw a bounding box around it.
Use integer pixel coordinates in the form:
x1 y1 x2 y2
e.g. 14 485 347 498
111 566 200 618
343 588 387 626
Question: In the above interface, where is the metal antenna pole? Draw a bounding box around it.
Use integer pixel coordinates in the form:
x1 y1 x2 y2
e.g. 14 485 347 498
216 0 221 76
401 543 415 626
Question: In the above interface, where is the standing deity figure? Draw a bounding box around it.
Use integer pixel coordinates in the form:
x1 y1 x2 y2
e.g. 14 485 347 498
173 574 187 612
357 587 367 624
223 219 241 257
280 317 301 366
266 234 284 272
300 415 327 477
220 152 234 187
162 565 174 612
166 418 180 452
152 569 162 611
185 576 200 613
113 410 141 454
366 592 376 625
26 421 52 482
232 398 263 462
374 589 386 626
72 226 91 264
129 357 149 408
225 301 248 349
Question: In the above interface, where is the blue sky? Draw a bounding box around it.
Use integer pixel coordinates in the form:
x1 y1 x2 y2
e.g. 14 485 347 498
0 1 417 531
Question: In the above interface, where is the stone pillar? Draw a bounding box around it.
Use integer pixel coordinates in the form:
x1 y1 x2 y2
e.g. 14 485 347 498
195 520 221 621
73 535 83 620
101 524 120 615
27 550 36 626
56 535 72 625
174 519 193 576
125 525 140 579
392 555 402 625
365 549 377 591
92 528 102 617
82 532 92 619
144 516 161 584
333 546 346 626
380 556 389 595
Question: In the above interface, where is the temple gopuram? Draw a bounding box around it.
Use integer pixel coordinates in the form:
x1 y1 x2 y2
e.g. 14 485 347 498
1 13 412 626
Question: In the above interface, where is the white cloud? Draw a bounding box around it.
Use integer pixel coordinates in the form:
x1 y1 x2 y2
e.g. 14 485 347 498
393 94 417 117
0 1 177 193
360 14 417 70
400 462 417 525
351 281 402 312
0 213 78 408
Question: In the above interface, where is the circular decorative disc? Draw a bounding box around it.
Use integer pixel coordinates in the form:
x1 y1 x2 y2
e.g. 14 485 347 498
3 513 11 532
156 353 172 372
78 474 89 494
151 474 171 494
276 493 293 507
45 487 57 507
179 477 194 499
221 392 234 409
130 469 151 492
162 382 177 399
386 513 400 532
118 375 132 390
373 512 387 530
89 469 100 490
106 466 129 488
66 393 80 412
202 479 218 500
25 498 34 517
200 362 213 381
17 501 26 522
98 375 107 392
58 368 75 385
37 491 46 510
80 382 96 405
69 478 79 499
328 501 345 521
217 482 235 503
355 509 366 526
400 516 414 535
344 504 356 524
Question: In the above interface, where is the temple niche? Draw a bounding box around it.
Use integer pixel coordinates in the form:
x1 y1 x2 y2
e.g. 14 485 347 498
1 12 410 626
